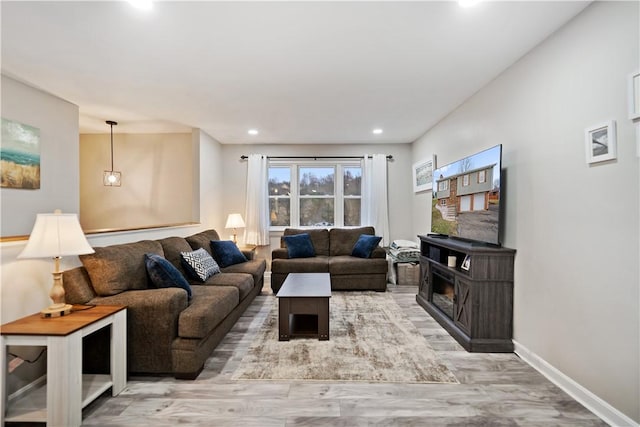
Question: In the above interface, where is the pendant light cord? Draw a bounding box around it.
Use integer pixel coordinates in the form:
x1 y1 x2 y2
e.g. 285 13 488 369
106 120 118 172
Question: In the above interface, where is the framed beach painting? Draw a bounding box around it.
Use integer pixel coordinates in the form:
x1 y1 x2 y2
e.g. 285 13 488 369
1 118 41 189
413 155 436 193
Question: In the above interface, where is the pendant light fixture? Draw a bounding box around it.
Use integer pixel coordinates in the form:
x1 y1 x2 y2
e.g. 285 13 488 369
103 120 121 186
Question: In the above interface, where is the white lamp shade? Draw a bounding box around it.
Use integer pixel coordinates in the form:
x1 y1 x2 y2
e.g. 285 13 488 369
18 212 95 259
225 213 245 229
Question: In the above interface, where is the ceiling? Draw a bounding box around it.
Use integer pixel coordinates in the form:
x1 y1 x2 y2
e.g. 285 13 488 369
1 1 590 144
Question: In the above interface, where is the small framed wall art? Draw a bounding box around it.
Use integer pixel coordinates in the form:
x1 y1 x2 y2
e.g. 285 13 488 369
412 155 436 193
585 120 616 164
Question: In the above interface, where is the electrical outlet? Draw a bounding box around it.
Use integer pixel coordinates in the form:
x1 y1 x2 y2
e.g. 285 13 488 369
8 356 24 373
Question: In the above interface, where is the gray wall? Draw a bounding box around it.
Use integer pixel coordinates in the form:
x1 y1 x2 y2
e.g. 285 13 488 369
412 2 639 422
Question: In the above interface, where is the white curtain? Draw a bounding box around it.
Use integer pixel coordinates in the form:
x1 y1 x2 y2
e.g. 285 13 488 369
361 153 390 246
244 154 270 245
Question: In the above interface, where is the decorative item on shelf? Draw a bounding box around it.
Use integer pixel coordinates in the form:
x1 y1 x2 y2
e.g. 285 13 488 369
412 155 436 193
103 120 122 186
461 254 471 271
17 210 95 317
225 213 245 244
585 120 617 165
447 255 457 268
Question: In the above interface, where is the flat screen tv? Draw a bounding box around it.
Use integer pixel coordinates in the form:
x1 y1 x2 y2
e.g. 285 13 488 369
430 144 502 246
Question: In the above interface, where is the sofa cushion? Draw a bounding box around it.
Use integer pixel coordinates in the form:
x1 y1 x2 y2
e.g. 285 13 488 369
201 272 254 300
178 285 239 339
181 248 221 282
210 240 248 268
329 255 389 275
283 233 316 258
186 230 221 257
62 267 96 304
351 234 382 258
221 259 267 290
80 240 162 296
282 228 329 256
145 253 192 300
329 226 376 256
271 256 330 274
158 236 194 278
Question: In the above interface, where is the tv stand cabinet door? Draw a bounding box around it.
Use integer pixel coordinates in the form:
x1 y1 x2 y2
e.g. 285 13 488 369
418 256 431 301
454 277 472 335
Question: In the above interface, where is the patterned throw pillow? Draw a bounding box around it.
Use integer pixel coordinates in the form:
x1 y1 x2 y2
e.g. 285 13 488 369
209 240 248 268
180 248 221 282
351 234 382 258
144 253 192 300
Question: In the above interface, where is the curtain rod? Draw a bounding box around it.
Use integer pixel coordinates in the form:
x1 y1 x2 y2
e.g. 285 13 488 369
240 155 393 160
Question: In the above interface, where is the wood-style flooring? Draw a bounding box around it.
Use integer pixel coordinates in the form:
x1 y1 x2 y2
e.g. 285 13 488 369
79 285 607 426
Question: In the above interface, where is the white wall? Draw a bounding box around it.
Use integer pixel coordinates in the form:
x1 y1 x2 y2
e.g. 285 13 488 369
79 132 194 231
412 2 639 423
220 143 415 248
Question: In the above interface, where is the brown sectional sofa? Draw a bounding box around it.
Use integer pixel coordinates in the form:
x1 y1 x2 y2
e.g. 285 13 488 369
271 227 388 294
62 229 266 379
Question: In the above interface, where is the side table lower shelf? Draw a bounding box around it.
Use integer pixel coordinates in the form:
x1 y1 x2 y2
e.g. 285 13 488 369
5 374 114 422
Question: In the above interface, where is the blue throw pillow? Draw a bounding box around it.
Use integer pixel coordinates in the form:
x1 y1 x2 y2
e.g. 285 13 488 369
180 248 221 282
145 253 192 300
351 234 382 258
283 233 316 258
210 240 248 268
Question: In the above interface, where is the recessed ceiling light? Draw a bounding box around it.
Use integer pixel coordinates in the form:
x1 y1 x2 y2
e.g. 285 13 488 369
459 0 481 8
372 129 383 135
129 0 153 10
248 129 259 135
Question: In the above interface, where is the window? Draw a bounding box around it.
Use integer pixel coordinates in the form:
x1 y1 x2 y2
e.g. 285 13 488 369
438 180 449 191
462 174 470 186
268 162 361 229
268 167 290 226
478 170 486 183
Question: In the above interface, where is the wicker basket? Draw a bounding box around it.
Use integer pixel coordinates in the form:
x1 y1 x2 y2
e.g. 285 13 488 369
397 262 419 286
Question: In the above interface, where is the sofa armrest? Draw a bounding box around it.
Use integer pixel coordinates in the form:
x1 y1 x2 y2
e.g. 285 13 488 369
241 250 255 260
88 288 188 373
271 248 289 260
371 247 386 259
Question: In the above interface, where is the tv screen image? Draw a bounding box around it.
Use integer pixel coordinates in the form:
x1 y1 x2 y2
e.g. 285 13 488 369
431 144 502 246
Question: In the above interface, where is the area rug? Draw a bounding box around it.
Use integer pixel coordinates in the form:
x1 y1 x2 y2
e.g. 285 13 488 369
232 291 458 383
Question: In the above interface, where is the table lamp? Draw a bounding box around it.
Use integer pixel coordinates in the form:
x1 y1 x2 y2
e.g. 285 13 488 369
225 213 245 244
18 210 95 317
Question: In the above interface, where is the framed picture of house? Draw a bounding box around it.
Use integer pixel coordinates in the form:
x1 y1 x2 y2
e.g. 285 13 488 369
629 70 640 120
413 155 436 193
585 121 616 164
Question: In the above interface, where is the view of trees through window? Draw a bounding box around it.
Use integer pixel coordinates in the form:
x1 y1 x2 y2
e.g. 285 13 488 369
268 163 361 228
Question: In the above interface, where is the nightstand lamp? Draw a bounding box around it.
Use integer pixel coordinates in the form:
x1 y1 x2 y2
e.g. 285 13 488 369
18 210 95 317
225 213 245 244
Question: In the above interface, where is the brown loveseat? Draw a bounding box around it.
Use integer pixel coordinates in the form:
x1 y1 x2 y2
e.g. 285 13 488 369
271 227 388 294
63 229 265 379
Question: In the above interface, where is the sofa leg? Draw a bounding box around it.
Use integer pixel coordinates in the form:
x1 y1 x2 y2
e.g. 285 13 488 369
174 364 204 380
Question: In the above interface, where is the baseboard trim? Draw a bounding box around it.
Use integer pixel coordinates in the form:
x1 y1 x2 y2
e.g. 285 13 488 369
8 374 46 403
513 340 638 427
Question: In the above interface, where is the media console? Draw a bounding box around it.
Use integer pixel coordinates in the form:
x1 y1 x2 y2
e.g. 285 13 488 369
416 234 516 352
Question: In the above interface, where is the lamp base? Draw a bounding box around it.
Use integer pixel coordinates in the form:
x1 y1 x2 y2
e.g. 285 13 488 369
41 303 73 318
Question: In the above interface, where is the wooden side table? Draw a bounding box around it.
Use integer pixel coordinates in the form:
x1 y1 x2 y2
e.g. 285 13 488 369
0 305 127 427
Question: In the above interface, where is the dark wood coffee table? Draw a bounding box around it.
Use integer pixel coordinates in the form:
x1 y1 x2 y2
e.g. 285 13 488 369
276 272 331 341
